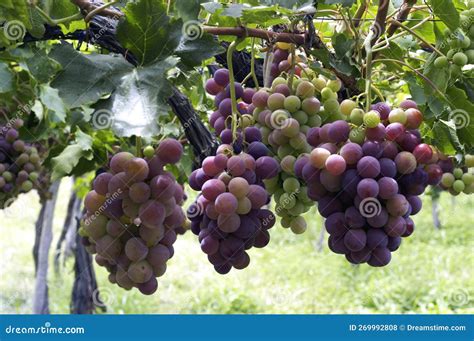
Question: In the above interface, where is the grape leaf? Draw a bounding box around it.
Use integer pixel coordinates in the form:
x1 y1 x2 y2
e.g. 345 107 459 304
175 0 205 21
116 0 182 66
320 0 356 7
94 57 178 138
51 128 93 180
50 44 133 108
0 62 13 93
21 48 61 83
201 2 223 14
426 0 460 31
176 33 225 67
39 85 67 123
222 4 245 18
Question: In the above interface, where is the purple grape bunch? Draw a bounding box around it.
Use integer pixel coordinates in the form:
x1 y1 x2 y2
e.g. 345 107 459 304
250 76 323 233
300 101 431 266
80 139 188 295
0 118 42 208
187 138 279 274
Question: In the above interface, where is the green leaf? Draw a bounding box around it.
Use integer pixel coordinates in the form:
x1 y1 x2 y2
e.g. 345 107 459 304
42 0 79 20
27 7 46 39
320 0 356 7
0 62 13 93
39 85 67 122
22 49 61 83
0 0 31 30
50 44 133 108
175 0 204 21
95 57 179 138
201 2 223 14
116 0 182 66
51 128 93 180
426 0 460 31
176 33 225 67
222 4 244 18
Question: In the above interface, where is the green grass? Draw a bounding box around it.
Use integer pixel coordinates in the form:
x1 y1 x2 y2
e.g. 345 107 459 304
0 179 473 314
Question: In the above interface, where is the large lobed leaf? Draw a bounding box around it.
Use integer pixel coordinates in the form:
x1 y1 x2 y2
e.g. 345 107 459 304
116 0 182 66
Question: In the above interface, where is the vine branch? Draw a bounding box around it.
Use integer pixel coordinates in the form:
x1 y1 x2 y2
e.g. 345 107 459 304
70 0 123 18
203 26 306 45
386 0 417 37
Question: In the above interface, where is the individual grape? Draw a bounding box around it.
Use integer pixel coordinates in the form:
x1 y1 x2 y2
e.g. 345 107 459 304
453 180 465 193
363 111 381 128
384 122 405 142
378 177 399 200
327 120 350 143
412 144 433 164
128 260 153 284
139 200 165 228
310 148 331 169
325 154 346 176
228 177 250 198
395 151 417 174
357 156 380 178
126 157 149 182
368 247 391 267
386 194 409 217
367 208 389 228
366 124 386 141
344 229 367 252
350 108 365 125
366 229 388 250
213 68 230 86
357 178 379 198
290 216 307 234
156 139 183 164
349 127 366 145
340 99 357 116
215 192 238 215
344 206 366 228
340 143 363 165
202 179 226 201
385 216 406 237
379 158 397 178
362 141 383 158
405 108 423 129
407 195 422 215
267 93 285 111
301 97 321 115
252 90 270 108
137 277 158 295
110 152 134 174
125 238 148 262
388 108 407 125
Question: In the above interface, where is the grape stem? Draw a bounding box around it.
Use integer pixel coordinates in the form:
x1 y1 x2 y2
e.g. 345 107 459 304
372 58 450 103
136 136 142 158
288 45 296 94
250 38 259 90
364 30 375 112
387 20 445 56
227 36 245 141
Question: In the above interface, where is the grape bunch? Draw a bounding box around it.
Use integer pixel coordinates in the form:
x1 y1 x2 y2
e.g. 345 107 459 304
79 139 187 295
267 44 311 84
0 119 42 208
301 100 431 266
251 76 323 233
206 68 256 141
439 155 474 195
187 142 278 274
434 5 474 77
